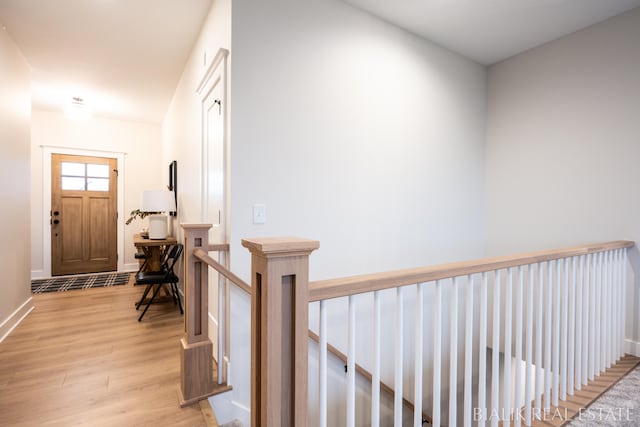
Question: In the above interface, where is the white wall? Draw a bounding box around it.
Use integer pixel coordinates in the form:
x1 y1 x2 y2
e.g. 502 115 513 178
230 0 487 283
485 8 640 350
30 109 163 276
226 0 487 424
162 0 231 231
0 26 33 340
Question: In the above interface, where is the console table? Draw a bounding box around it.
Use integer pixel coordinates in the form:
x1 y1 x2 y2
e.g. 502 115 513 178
133 233 177 272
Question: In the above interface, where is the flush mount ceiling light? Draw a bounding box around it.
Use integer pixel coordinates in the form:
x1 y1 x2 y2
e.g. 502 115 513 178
64 96 92 120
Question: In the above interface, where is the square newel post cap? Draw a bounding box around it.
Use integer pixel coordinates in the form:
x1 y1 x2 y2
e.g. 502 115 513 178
241 237 319 258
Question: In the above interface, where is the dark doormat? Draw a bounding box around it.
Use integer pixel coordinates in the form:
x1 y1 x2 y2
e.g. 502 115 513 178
31 272 131 294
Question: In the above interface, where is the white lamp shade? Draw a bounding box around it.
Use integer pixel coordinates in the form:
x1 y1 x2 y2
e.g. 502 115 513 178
140 190 176 213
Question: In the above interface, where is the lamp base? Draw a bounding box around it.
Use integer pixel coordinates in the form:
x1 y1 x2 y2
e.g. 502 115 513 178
148 214 168 239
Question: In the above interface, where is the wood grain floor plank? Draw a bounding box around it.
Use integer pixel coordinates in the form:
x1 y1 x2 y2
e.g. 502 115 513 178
0 278 207 426
529 354 640 427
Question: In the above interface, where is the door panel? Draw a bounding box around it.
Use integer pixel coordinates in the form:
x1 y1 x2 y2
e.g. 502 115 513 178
88 197 111 261
52 154 117 275
60 197 84 263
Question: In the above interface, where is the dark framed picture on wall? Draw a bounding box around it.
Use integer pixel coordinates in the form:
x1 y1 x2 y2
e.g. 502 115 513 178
168 160 177 216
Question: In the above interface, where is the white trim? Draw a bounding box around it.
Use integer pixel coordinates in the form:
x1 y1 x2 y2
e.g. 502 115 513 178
197 47 230 240
196 48 229 95
624 339 640 357
39 144 128 155
42 146 126 277
209 310 219 327
31 269 45 280
225 356 231 385
123 263 139 272
0 297 35 342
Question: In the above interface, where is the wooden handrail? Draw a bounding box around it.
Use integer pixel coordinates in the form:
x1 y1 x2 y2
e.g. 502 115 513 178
309 240 634 302
208 242 230 252
192 247 252 294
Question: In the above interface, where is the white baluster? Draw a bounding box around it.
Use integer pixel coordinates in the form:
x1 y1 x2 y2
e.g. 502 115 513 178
414 283 424 427
319 300 328 427
560 258 568 401
616 249 625 360
609 251 614 368
553 259 560 407
544 261 552 413
613 250 620 362
568 257 576 396
491 271 501 427
514 267 524 427
504 268 513 427
595 252 602 375
617 249 624 360
535 262 544 414
347 295 356 427
602 252 609 370
478 272 488 427
575 255 583 391
610 250 615 364
449 278 459 427
218 272 225 384
582 254 590 386
588 253 596 381
371 291 381 427
623 249 629 356
433 280 442 427
464 275 474 427
394 287 403 427
525 265 534 426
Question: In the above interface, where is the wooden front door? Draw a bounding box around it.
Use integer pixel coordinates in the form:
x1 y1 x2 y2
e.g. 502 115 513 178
51 154 117 275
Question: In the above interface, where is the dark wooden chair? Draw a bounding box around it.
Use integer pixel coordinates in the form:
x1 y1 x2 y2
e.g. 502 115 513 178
135 243 183 321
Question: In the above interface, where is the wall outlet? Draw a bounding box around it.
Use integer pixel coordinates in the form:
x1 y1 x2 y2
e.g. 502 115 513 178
253 204 266 224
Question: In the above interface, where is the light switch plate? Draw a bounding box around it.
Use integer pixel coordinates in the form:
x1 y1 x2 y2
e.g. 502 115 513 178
253 204 266 224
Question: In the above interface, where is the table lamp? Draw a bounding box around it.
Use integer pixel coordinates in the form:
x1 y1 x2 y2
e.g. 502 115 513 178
141 190 176 239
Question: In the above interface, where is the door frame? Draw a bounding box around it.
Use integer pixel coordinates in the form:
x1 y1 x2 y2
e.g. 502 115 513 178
41 146 126 278
196 47 230 382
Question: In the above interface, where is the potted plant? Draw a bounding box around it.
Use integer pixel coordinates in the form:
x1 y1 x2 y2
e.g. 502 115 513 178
125 209 156 225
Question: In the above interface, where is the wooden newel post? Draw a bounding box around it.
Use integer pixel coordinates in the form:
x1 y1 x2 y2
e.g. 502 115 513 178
242 237 320 427
179 224 215 406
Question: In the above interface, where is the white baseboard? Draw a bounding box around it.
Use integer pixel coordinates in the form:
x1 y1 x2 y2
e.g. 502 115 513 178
123 263 139 272
209 390 250 427
0 297 35 342
31 269 44 280
624 339 640 357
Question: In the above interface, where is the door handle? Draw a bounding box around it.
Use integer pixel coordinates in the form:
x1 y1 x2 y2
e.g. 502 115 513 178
53 211 60 216
53 219 60 225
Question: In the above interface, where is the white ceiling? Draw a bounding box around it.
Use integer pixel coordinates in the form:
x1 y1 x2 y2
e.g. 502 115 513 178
0 0 213 124
343 0 640 65
1 0 639 123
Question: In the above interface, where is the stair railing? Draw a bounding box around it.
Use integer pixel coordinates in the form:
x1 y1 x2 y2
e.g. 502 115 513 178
242 237 633 427
180 224 634 427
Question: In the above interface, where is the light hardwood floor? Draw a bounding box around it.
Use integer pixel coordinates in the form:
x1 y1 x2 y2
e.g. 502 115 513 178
0 276 212 427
